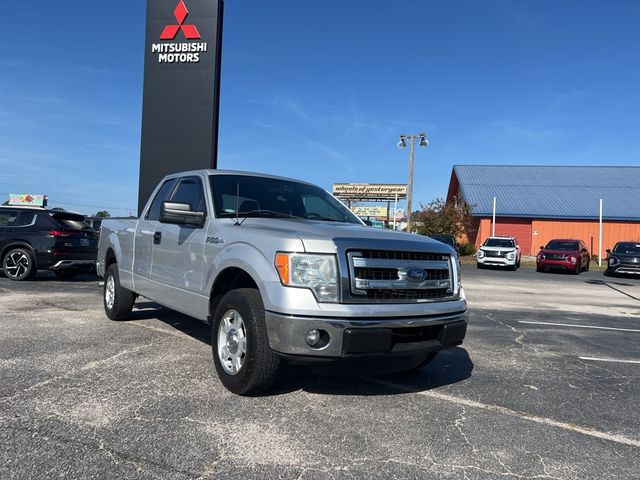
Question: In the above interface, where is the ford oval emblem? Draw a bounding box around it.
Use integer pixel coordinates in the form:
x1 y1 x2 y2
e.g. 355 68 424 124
407 268 427 282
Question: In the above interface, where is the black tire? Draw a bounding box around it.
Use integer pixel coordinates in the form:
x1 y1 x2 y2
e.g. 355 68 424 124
476 263 483 269
54 269 78 280
2 247 36 281
103 264 135 320
212 288 280 396
574 263 581 275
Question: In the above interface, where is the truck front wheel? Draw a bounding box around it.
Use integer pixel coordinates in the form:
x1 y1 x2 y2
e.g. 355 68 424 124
104 264 135 320
212 289 280 395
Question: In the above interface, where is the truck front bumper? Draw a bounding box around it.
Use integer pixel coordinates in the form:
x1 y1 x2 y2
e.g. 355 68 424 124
265 310 468 358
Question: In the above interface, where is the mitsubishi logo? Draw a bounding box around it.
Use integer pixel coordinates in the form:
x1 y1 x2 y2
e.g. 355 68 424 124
160 0 201 40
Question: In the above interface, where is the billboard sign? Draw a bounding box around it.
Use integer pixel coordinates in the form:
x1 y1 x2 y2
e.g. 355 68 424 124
333 183 407 201
9 194 47 207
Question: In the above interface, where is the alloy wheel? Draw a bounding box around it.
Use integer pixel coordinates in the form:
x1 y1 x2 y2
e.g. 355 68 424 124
5 251 30 279
105 275 116 310
217 309 247 375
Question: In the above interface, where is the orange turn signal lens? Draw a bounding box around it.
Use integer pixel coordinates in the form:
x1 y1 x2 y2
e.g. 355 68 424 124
275 253 290 285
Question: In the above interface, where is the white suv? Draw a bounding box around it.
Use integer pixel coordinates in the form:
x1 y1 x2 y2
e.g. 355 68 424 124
476 236 521 270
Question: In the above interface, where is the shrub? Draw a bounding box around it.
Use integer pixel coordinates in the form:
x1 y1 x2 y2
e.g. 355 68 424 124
459 243 476 256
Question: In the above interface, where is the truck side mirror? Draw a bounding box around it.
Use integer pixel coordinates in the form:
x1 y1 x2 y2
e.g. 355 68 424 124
606 249 611 254
540 245 544 250
160 201 205 227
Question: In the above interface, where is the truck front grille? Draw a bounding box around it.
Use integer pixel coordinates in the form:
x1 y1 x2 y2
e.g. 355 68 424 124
346 249 454 303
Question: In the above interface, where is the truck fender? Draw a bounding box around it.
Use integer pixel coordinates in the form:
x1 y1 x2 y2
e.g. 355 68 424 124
205 242 279 305
102 232 135 290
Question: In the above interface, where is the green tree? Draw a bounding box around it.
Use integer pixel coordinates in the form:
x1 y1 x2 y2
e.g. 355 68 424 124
93 210 111 218
412 198 473 238
2 200 9 206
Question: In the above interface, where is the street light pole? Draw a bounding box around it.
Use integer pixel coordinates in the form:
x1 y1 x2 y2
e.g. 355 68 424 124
407 135 416 232
398 133 428 233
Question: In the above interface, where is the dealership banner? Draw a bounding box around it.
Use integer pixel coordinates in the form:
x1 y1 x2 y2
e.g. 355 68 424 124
138 0 224 213
9 194 46 207
333 184 407 200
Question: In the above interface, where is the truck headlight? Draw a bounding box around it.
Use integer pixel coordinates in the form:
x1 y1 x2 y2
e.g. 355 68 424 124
609 256 620 267
275 253 339 302
477 250 485 258
506 252 515 260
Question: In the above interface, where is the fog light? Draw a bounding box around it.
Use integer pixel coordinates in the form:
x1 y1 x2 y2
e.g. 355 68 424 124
306 329 321 346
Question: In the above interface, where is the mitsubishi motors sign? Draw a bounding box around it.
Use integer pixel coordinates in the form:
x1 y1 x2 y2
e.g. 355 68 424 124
151 0 207 63
139 0 224 213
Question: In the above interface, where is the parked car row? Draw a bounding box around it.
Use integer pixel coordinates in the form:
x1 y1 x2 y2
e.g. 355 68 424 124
468 234 640 278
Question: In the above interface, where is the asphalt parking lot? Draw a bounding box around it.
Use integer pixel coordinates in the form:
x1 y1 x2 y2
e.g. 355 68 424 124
1 265 639 479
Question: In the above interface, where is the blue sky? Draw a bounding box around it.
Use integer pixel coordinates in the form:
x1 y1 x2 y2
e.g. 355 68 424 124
1 0 639 215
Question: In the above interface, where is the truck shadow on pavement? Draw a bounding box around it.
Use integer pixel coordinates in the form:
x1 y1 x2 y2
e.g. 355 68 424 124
127 302 474 396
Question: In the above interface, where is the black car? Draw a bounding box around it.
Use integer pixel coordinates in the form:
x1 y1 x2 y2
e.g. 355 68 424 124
0 207 98 281
605 242 640 277
428 233 459 255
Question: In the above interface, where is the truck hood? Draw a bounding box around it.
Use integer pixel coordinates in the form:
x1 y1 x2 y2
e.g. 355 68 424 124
238 218 454 254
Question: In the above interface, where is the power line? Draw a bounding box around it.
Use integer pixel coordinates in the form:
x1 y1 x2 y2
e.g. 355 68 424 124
0 171 135 196
0 190 134 213
0 181 133 210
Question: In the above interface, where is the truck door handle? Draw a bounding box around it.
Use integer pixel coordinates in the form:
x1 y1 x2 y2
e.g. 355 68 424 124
153 231 162 244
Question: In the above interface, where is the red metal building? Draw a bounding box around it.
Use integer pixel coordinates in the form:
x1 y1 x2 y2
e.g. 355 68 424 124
447 165 640 256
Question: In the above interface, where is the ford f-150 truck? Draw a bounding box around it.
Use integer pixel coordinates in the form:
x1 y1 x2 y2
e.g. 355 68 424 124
97 170 468 395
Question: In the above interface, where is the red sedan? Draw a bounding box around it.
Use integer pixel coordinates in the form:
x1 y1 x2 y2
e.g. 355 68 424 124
536 239 591 274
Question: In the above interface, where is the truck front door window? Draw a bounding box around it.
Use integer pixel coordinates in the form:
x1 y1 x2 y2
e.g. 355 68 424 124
147 179 177 221
171 177 206 214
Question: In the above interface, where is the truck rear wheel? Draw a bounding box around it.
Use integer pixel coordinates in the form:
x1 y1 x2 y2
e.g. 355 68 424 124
104 264 135 320
212 288 280 395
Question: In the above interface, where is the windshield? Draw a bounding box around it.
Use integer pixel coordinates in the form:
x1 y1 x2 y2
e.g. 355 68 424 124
210 175 362 224
483 238 515 248
545 240 579 251
613 243 640 254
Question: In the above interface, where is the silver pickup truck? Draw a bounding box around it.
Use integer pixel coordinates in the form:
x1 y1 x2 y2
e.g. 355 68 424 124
97 170 468 395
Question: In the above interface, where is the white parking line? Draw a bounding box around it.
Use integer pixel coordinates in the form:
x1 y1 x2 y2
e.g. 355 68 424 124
518 321 640 333
370 379 640 448
579 357 640 364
